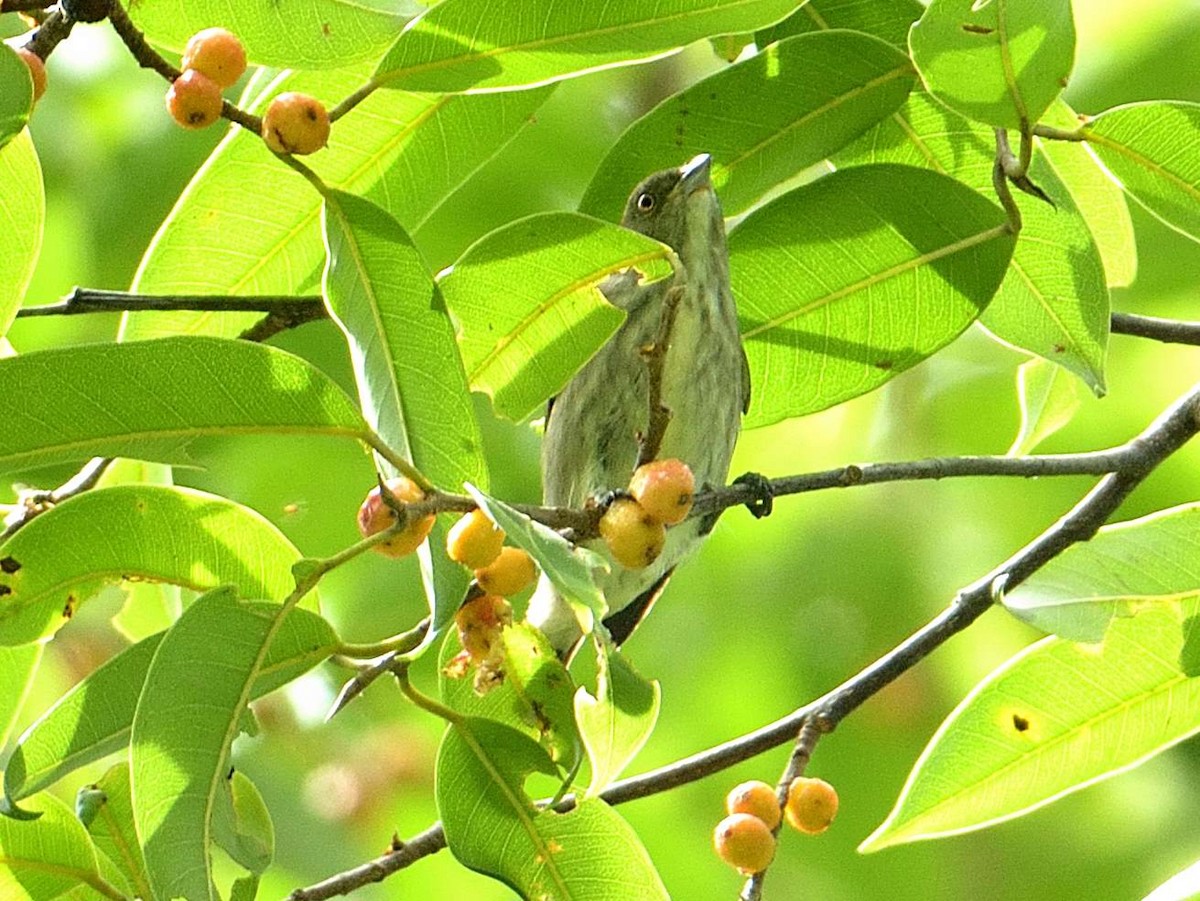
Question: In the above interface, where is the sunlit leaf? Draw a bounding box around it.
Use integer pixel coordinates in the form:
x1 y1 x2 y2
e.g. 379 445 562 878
440 212 673 421
1007 357 1081 456
0 792 119 899
729 163 1015 428
756 0 924 49
82 764 153 901
575 640 660 796
863 602 1200 850
0 45 32 151
212 771 274 877
0 646 40 747
0 131 43 337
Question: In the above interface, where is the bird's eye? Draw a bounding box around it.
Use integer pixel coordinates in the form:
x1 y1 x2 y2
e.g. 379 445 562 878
636 193 655 212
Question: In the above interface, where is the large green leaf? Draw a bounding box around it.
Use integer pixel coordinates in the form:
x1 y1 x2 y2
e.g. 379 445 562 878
82 764 152 901
728 164 1015 428
0 485 305 646
756 0 924 49
4 605 336 807
131 588 297 901
373 0 799 92
909 0 1075 129
838 93 1110 394
863 601 1200 850
322 189 483 634
437 716 668 899
124 66 550 340
440 212 674 421
0 646 40 747
1083 102 1200 244
580 31 915 221
575 641 660 796
0 792 122 899
1004 503 1200 642
0 131 43 337
127 0 408 68
1007 357 1080 456
0 45 32 152
0 337 371 476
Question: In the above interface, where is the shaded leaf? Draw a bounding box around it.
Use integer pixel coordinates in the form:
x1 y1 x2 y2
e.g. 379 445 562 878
580 31 916 221
0 645 40 747
756 0 924 49
441 212 674 420
1007 357 1080 456
0 792 118 899
212 771 274 876
0 131 43 337
729 163 1015 428
83 764 152 901
575 640 660 796
0 45 32 151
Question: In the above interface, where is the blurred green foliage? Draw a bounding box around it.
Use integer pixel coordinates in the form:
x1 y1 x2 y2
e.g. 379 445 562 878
5 1 1200 898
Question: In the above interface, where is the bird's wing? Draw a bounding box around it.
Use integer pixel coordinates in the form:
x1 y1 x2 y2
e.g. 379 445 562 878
601 567 674 647
740 342 752 414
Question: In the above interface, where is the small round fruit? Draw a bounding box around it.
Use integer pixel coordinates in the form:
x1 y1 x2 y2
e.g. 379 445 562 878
261 92 330 155
166 70 223 130
713 813 775 875
599 497 666 569
629 458 695 526
726 780 781 832
181 27 247 89
15 48 46 102
446 509 505 570
475 547 537 597
784 776 839 835
356 477 435 559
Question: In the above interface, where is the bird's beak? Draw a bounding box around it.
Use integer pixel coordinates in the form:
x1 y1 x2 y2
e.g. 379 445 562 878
679 153 712 195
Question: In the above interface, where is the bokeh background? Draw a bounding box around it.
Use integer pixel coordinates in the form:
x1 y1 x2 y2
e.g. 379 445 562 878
5 1 1200 897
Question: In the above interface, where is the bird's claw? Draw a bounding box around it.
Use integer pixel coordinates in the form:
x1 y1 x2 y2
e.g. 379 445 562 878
733 471 774 519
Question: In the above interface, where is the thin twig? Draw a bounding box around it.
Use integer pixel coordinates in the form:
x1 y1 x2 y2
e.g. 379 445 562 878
1 458 113 540
17 288 325 319
1111 311 1200 346
24 7 71 58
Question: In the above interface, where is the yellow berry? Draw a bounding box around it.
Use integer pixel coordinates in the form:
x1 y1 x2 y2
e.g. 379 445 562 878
599 498 665 569
166 70 222 130
446 509 505 570
261 91 330 155
726 780 781 832
15 48 46 103
356 477 435 558
713 813 775 875
629 458 695 526
784 777 839 835
475 547 537 597
181 27 247 90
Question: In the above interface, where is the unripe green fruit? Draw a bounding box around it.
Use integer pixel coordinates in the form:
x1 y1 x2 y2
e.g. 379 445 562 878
784 776 839 835
262 92 330 155
475 547 537 597
629 458 695 526
726 780 781 832
182 27 247 90
447 508 505 570
599 497 666 569
356 477 435 558
713 813 775 875
166 70 223 130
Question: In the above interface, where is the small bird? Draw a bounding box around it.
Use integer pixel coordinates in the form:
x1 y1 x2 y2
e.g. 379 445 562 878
526 154 750 656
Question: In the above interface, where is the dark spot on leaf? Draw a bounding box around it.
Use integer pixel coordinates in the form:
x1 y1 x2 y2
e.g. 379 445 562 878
63 599 75 619
875 359 894 370
0 585 11 597
962 23 994 35
1012 713 1030 732
709 91 717 101
678 105 689 117
0 557 19 573
227 766 235 780
1053 344 1065 354
322 22 331 36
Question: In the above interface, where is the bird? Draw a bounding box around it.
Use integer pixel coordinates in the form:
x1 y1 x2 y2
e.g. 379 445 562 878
526 153 750 657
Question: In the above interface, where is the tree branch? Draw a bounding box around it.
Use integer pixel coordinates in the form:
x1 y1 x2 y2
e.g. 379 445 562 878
287 381 1200 899
1111 311 1200 346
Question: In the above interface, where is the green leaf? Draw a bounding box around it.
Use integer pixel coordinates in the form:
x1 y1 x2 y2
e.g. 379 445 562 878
862 601 1200 850
0 337 370 476
909 0 1075 129
1007 357 1080 456
0 131 43 337
467 486 608 627
837 92 1110 393
0 792 119 899
729 164 1015 428
756 0 925 49
132 588 296 901
0 646 40 748
0 484 310 646
1143 857 1200 901
580 31 916 221
124 66 550 340
4 605 336 807
1004 503 1200 642
1083 101 1200 244
575 640 660 796
127 0 408 68
212 771 274 876
0 45 32 151
437 717 669 899
373 0 799 93
82 764 153 901
322 189 483 635
440 212 674 421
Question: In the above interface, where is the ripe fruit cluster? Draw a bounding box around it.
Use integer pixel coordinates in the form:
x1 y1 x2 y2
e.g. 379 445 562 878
166 28 246 131
444 507 538 599
599 458 695 570
712 777 839 875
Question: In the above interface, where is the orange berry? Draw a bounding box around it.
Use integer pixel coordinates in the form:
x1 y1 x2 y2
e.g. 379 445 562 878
475 547 537 597
166 70 222 130
261 92 330 155
446 509 505 570
599 497 665 569
181 27 247 90
454 594 512 660
629 458 695 526
784 777 839 835
726 781 781 832
713 813 775 875
15 48 46 103
356 476 435 558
